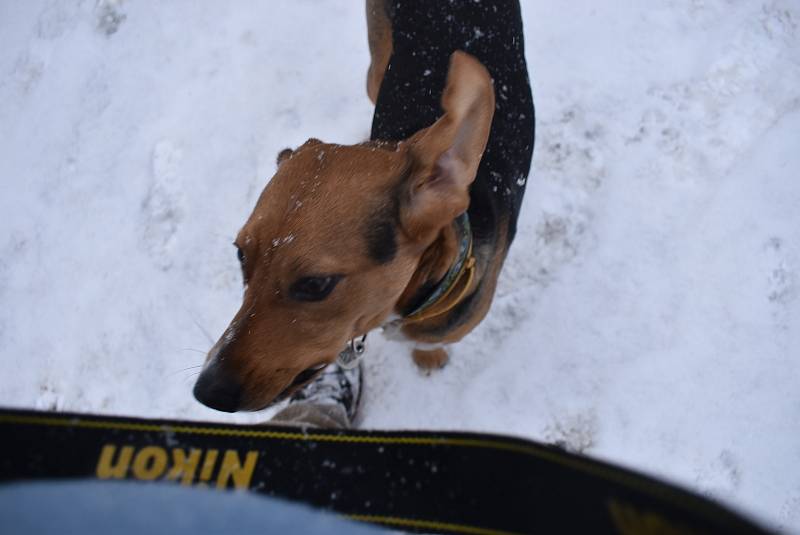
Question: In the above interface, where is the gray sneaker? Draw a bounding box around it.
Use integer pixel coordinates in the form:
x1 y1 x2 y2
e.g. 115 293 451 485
288 361 363 423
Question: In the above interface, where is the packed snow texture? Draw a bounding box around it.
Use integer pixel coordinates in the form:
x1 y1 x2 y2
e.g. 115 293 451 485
1 1 799 531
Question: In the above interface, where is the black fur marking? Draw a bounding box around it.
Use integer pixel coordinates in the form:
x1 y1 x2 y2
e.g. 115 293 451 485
364 170 406 265
365 217 397 265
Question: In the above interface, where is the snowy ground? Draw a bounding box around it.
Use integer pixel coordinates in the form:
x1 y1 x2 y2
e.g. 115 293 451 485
1 0 799 531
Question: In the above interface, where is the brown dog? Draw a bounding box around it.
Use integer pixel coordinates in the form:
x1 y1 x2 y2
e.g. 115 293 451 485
194 1 534 413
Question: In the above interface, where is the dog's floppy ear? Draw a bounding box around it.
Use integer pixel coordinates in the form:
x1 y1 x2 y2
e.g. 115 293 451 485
275 138 324 167
276 148 294 166
402 51 495 238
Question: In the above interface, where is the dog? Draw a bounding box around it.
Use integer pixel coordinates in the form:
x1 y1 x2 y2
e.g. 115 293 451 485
194 0 534 413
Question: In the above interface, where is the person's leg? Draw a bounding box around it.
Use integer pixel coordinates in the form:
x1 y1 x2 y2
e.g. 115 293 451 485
269 362 362 429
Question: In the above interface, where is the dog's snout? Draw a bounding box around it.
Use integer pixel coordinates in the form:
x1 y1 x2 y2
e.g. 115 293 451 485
193 363 243 413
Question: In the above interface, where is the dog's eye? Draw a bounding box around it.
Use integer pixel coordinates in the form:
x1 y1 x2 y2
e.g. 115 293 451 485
289 275 342 302
235 246 248 285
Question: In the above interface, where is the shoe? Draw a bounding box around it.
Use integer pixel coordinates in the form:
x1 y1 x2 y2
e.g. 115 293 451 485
288 361 363 423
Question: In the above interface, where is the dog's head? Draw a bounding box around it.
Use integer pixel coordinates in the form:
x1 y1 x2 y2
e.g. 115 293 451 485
193 52 494 412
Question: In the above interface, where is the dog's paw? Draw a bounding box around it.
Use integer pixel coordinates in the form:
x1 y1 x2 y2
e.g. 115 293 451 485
412 347 449 373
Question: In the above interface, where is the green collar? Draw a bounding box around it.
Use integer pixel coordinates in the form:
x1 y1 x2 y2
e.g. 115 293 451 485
404 213 475 322
337 214 475 369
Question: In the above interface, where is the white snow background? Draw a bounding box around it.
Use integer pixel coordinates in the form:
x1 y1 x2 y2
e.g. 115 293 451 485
1 0 799 531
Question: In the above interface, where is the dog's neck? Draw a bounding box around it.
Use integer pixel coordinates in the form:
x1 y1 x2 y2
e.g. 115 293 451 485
395 216 470 317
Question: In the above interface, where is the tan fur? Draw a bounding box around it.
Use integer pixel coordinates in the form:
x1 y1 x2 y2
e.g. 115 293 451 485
198 51 496 411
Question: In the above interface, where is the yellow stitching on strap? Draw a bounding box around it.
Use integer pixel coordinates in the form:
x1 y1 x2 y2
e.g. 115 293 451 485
347 514 524 535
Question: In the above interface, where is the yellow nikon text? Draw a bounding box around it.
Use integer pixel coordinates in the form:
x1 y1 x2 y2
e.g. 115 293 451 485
96 443 259 489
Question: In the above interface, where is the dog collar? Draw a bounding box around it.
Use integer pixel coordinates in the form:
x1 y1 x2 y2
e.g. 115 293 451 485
403 212 476 323
335 214 475 369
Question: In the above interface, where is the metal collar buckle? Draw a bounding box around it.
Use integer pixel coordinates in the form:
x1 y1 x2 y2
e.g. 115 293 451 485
336 334 367 369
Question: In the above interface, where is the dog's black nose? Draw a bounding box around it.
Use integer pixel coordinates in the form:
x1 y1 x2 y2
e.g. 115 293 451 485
193 364 242 413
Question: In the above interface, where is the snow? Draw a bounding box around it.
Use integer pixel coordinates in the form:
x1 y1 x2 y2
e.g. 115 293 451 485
1 0 798 531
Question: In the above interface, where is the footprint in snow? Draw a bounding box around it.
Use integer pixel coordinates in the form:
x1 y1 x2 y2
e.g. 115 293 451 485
481 103 606 343
95 0 127 37
764 237 798 333
628 2 797 181
141 140 185 271
542 411 598 454
694 449 742 502
35 2 80 40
